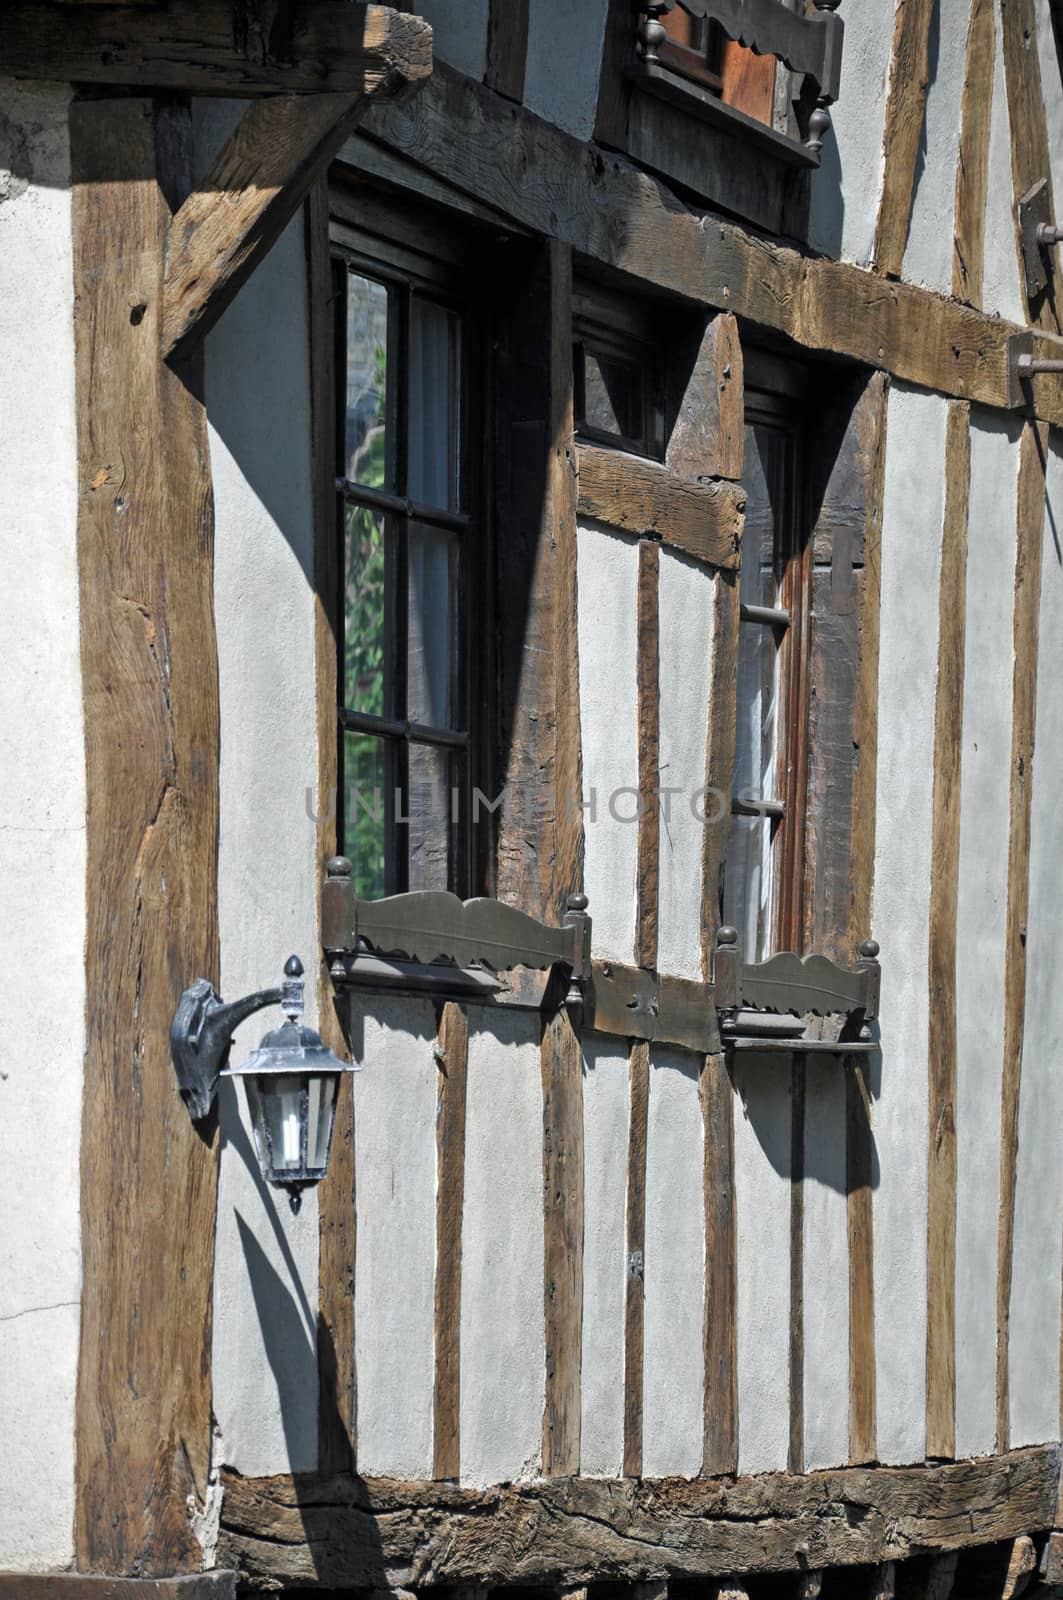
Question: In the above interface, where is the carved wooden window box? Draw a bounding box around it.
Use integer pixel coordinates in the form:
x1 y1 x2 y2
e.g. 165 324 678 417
631 0 844 171
713 926 880 1055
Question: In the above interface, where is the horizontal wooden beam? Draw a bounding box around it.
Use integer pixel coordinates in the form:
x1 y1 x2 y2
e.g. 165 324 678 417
5 2 431 96
218 1445 1061 1589
0 1578 235 1598
163 90 366 363
576 444 744 570
358 63 1063 426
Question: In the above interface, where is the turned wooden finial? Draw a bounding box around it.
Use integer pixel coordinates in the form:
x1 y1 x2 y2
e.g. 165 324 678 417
637 2 671 63
717 925 739 947
326 855 352 880
859 938 880 960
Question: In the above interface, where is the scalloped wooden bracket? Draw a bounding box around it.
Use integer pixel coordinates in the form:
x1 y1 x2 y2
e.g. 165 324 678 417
713 927 880 1055
664 0 843 101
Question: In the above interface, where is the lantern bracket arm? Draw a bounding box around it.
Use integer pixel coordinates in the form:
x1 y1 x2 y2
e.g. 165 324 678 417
170 979 283 1123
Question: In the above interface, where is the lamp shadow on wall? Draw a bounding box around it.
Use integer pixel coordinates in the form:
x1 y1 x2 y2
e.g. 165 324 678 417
225 1089 390 1591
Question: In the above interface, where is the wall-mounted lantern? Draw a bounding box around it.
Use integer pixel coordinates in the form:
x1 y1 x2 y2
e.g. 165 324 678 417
170 954 358 1212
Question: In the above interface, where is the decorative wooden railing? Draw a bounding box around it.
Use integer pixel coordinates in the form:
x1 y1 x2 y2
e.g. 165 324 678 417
713 926 880 1053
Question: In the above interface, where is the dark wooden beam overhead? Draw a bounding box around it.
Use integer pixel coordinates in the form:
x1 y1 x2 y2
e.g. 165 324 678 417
4 1 431 96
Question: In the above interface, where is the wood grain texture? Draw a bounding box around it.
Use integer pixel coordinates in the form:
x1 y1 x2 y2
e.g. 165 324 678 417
163 91 368 363
308 179 358 1477
925 402 971 1462
486 0 529 101
996 420 1048 1453
1001 0 1063 331
636 538 661 970
702 1052 738 1474
624 1041 650 1477
847 375 888 1466
541 1003 585 1477
0 1580 235 1599
667 312 744 484
872 0 936 278
577 445 744 570
789 1053 806 1475
701 571 741 974
952 0 995 307
434 1002 469 1481
72 96 219 1576
5 2 432 94
218 1445 1063 1589
360 65 1063 425
550 242 585 913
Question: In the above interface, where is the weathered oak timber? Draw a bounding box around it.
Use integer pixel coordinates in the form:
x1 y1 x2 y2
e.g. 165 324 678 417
541 1002 585 1477
434 1001 469 1481
485 0 529 102
701 1052 738 1475
163 91 368 363
358 65 1063 427
577 446 744 571
217 1445 1062 1589
952 0 995 308
1001 0 1063 332
925 401 971 1462
636 539 661 970
847 373 887 1465
624 1041 650 1477
872 0 936 278
0 1580 235 1598
997 420 1048 1452
71 97 220 1576
5 2 432 96
667 313 744 485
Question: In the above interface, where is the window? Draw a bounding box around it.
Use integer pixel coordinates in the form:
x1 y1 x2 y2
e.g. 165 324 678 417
723 350 811 960
659 5 780 127
573 283 665 459
331 191 481 901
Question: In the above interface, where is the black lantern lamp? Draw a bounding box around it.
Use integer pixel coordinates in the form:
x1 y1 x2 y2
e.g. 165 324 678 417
171 954 359 1212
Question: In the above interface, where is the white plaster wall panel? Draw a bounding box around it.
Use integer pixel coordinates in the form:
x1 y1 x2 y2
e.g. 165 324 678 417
461 1009 545 1483
802 1058 849 1470
643 1048 705 1477
415 0 489 81
581 1038 630 1476
1010 430 1063 1447
205 99 323 1473
872 384 946 1465
983 2 1026 325
953 410 1021 1460
657 549 715 980
1035 0 1063 208
354 997 439 1477
524 0 611 142
577 522 640 963
902 3 965 295
733 1054 792 1475
807 4 894 264
0 81 83 1573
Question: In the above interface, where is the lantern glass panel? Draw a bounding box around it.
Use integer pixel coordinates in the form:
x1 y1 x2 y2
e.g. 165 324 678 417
260 1075 306 1172
308 1074 340 1171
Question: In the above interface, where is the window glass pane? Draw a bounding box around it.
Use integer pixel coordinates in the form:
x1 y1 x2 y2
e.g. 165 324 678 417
723 813 775 962
409 298 461 510
343 503 391 717
407 522 458 730
580 344 644 441
406 742 452 892
342 732 391 899
345 272 390 489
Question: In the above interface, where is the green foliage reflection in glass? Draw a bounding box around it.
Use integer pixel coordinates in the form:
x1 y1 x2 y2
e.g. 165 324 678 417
343 732 386 900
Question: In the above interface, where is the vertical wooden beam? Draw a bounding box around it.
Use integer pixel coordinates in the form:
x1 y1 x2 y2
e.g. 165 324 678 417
624 1039 650 1477
485 0 530 103
701 1051 737 1474
309 178 359 1478
667 311 744 486
434 1001 469 1481
1001 0 1063 332
925 400 971 1462
72 95 220 1575
872 0 936 278
541 1001 585 1477
847 372 887 1466
996 419 1048 1452
636 538 661 969
788 1053 806 1475
951 0 995 308
550 242 584 913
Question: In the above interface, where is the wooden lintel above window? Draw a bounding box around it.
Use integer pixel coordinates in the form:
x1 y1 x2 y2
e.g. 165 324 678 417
3 1 431 96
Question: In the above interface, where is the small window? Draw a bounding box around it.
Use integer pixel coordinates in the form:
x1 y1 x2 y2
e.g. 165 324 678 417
331 193 481 900
573 284 665 459
723 351 811 960
660 7 779 126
